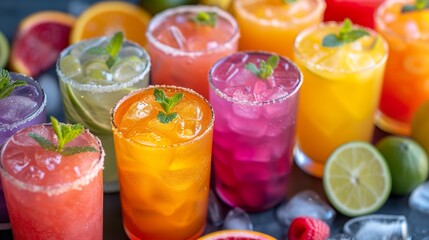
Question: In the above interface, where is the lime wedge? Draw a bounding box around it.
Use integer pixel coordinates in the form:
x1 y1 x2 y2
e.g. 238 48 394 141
0 31 10 68
65 84 111 135
323 142 391 217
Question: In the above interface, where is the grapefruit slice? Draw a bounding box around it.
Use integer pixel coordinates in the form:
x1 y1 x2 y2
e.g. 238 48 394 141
198 230 276 240
9 11 75 77
70 1 151 47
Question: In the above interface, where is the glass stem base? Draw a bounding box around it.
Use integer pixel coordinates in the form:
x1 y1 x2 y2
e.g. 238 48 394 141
375 110 410 136
124 222 205 240
294 145 324 178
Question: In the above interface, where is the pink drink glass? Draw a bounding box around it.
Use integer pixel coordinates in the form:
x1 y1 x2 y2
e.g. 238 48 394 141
209 52 302 212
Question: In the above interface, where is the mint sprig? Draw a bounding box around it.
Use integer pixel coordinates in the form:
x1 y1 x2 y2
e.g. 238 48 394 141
402 0 429 13
322 18 369 47
245 55 279 80
190 11 217 27
154 88 183 124
29 116 97 156
87 31 124 68
282 0 297 3
0 68 27 100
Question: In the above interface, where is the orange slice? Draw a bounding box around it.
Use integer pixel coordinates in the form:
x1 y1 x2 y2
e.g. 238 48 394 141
70 1 151 47
198 230 276 240
9 11 75 77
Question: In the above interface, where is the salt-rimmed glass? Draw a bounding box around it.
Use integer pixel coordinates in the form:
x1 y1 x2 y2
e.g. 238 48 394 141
146 5 239 99
233 0 325 59
56 36 151 193
111 85 214 239
0 72 46 229
209 51 302 212
0 123 104 239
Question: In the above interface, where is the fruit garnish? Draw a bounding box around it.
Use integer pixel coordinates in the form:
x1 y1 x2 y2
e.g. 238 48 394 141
154 88 184 124
323 142 391 217
29 116 97 156
401 0 429 13
376 136 428 195
322 18 369 47
190 11 217 27
245 55 279 80
9 11 75 77
70 1 151 47
0 31 9 68
0 68 27 100
282 0 297 3
87 31 124 68
288 217 330 240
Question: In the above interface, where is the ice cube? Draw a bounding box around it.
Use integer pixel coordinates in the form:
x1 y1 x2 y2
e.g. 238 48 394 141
343 215 409 240
119 101 152 132
254 86 288 102
130 131 172 147
118 46 144 59
175 119 202 140
329 233 356 240
112 57 147 82
207 190 227 227
175 100 203 120
228 116 267 137
0 96 37 123
276 190 336 225
231 89 260 119
223 207 253 230
409 182 429 214
35 151 61 171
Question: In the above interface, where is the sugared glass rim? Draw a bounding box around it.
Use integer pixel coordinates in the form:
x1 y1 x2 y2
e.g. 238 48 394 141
208 51 303 106
293 21 389 75
0 123 105 196
146 5 240 57
375 0 429 42
0 73 47 132
56 36 151 93
111 85 215 149
234 0 326 28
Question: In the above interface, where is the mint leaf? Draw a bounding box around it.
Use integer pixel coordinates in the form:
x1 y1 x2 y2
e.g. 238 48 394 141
28 133 56 151
245 55 279 80
157 112 178 124
154 88 183 124
322 18 369 47
85 31 124 69
61 146 97 156
402 0 429 12
86 46 107 55
282 0 297 3
0 69 27 100
30 116 94 156
190 11 217 27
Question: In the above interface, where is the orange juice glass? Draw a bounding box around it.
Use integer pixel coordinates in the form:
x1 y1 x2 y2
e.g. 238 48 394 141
111 85 214 239
294 22 388 177
375 0 429 135
146 5 239 99
233 0 325 58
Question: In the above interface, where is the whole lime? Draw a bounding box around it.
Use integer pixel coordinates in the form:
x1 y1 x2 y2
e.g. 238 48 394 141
139 0 198 15
376 136 429 195
411 100 429 156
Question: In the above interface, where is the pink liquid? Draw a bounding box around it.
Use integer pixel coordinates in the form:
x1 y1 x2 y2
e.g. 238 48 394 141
147 5 239 99
0 124 103 239
324 0 385 28
209 52 302 211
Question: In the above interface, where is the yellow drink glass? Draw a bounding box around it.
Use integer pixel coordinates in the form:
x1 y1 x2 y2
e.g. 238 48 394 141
233 0 325 58
111 85 214 239
375 0 429 135
293 21 388 177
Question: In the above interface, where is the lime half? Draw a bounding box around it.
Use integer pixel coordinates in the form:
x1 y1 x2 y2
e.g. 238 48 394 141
0 31 10 68
323 142 391 217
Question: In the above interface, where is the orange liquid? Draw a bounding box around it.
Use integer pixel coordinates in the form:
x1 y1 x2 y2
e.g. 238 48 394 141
112 86 214 240
375 0 429 135
233 0 325 58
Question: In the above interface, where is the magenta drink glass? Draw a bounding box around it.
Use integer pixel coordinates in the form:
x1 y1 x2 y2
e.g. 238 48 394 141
0 72 46 228
209 52 302 212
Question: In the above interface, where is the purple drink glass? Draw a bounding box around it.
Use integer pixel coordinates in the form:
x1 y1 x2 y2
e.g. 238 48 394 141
0 72 47 228
209 52 302 212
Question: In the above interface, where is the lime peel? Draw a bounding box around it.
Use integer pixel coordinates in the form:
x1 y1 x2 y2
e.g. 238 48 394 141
323 141 391 217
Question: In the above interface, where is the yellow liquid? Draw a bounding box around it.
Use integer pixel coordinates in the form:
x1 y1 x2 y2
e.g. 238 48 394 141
294 23 387 177
233 0 325 58
112 86 214 239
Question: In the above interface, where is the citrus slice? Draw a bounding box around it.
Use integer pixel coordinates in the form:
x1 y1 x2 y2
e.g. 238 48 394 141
0 31 10 68
70 1 151 47
9 11 75 77
323 142 391 217
198 230 276 240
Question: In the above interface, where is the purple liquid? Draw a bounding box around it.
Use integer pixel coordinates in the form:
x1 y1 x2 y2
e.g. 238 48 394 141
209 52 302 212
0 73 46 224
